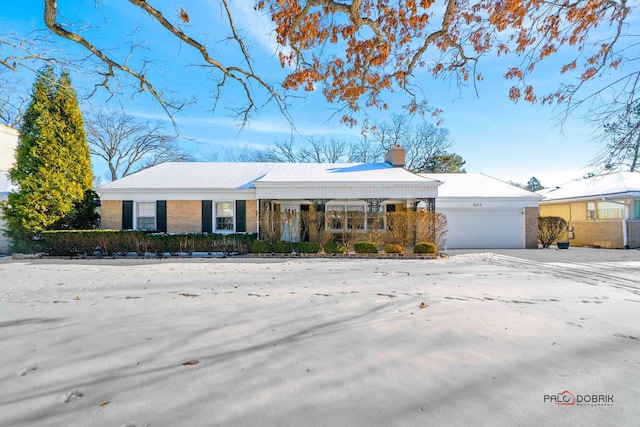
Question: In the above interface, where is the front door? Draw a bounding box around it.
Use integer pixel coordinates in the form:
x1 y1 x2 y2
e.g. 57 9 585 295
282 205 300 242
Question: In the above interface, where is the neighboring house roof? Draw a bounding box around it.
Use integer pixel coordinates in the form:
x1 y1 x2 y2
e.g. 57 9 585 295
0 171 17 199
97 162 442 200
537 172 640 202
420 173 542 200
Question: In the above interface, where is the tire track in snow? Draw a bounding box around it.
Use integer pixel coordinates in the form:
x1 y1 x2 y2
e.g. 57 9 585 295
484 254 640 294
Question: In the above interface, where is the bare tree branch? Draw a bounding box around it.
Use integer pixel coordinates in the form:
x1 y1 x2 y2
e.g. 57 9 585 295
85 109 192 181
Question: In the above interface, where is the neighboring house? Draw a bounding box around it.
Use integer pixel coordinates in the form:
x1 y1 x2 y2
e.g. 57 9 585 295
97 146 541 249
538 172 640 248
421 173 541 249
0 124 19 254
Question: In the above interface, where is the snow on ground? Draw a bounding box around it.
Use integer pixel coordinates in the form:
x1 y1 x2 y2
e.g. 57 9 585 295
0 254 639 426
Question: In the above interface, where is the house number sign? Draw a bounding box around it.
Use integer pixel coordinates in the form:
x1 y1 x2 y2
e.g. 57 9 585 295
473 203 482 207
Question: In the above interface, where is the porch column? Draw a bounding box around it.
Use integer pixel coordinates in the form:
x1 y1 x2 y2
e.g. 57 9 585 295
258 199 273 240
414 198 437 246
309 199 329 235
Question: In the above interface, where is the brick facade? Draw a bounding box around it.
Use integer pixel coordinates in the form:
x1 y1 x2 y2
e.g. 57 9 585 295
567 220 624 248
524 207 539 249
540 201 639 248
629 221 640 248
100 200 122 230
246 200 258 233
167 200 201 232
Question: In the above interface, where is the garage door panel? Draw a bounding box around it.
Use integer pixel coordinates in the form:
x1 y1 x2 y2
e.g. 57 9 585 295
440 208 523 249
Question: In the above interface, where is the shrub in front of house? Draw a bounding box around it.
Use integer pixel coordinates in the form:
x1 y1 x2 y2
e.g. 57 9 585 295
297 241 320 254
251 240 272 253
323 241 345 254
413 242 437 254
37 230 256 257
538 216 568 248
354 241 378 254
384 243 404 254
273 240 293 254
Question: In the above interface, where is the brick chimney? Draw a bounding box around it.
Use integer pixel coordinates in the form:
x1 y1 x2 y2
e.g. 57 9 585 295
384 144 406 168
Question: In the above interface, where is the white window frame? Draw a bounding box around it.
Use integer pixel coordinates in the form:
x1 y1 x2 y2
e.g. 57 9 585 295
325 201 368 231
215 201 235 232
136 201 156 231
596 201 624 219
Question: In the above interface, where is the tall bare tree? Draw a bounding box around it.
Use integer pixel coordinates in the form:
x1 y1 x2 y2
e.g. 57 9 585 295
86 110 192 181
592 102 640 173
300 138 350 163
368 115 457 173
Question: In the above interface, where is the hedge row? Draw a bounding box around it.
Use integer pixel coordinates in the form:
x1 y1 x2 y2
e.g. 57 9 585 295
35 231 439 257
38 230 257 257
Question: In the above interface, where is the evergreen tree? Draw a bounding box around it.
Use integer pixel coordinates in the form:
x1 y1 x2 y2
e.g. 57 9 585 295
425 153 467 173
526 177 543 192
3 67 93 247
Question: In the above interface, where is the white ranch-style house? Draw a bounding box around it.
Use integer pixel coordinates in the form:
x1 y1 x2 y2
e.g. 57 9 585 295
97 146 540 249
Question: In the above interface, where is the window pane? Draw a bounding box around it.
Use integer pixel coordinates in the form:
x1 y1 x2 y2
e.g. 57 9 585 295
216 217 234 230
137 217 155 230
597 201 623 219
215 202 234 231
216 202 234 217
635 200 640 219
137 202 155 230
138 202 155 217
587 202 595 220
346 206 365 230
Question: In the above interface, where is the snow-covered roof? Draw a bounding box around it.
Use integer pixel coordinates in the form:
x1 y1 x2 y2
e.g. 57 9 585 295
97 162 443 201
537 172 640 202
420 173 541 199
98 162 440 191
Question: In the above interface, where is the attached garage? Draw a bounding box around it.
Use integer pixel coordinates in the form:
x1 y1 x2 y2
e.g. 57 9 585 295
421 174 542 249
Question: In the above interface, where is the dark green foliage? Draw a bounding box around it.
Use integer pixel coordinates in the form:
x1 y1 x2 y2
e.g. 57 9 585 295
354 241 379 254
413 242 437 254
323 241 345 254
384 243 404 254
273 240 293 253
538 216 568 248
297 241 320 253
53 190 101 230
38 231 256 257
425 153 466 173
251 240 272 253
526 177 544 192
4 67 93 250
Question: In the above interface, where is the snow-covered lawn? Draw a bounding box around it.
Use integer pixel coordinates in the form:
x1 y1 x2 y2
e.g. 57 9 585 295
1 254 639 426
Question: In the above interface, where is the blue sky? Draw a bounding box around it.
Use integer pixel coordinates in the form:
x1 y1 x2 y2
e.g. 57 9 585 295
1 1 632 187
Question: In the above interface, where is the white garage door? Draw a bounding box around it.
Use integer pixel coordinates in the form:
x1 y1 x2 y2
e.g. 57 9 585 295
440 208 524 249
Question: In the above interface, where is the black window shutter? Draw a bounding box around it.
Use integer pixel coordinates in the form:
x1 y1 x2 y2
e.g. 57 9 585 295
236 200 246 232
202 200 213 233
156 201 167 232
122 201 133 230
